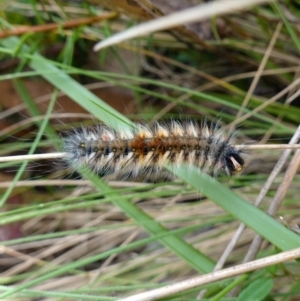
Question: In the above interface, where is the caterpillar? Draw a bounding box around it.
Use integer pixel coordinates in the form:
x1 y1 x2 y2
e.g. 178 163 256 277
63 121 245 180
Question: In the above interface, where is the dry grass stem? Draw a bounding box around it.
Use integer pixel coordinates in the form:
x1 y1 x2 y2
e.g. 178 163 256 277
118 247 300 301
0 180 150 189
93 0 274 51
1 143 300 163
234 22 282 123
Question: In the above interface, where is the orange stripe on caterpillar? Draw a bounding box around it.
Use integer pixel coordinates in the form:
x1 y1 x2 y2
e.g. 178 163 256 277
63 121 245 179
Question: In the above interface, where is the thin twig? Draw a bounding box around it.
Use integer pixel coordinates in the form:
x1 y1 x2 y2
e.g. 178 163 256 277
0 153 67 162
0 180 150 189
0 13 117 39
233 22 282 125
1 144 300 163
234 144 300 150
117 247 300 301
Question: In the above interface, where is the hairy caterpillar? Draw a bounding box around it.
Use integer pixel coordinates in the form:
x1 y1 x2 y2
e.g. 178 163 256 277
63 121 245 180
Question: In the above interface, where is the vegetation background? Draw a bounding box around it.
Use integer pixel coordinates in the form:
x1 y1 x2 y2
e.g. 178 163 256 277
0 0 300 300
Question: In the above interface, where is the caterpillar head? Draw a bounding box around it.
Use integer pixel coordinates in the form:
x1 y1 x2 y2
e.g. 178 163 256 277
224 150 245 175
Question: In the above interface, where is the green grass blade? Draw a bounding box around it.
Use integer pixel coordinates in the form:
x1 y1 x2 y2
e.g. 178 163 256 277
170 165 300 250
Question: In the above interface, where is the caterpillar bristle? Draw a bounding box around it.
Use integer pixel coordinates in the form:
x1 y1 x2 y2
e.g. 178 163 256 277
63 121 246 180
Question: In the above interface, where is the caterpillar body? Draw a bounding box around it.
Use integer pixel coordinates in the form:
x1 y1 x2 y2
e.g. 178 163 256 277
63 121 245 180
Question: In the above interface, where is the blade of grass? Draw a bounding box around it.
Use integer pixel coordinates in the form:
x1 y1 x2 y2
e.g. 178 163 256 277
272 2 300 53
170 165 300 250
